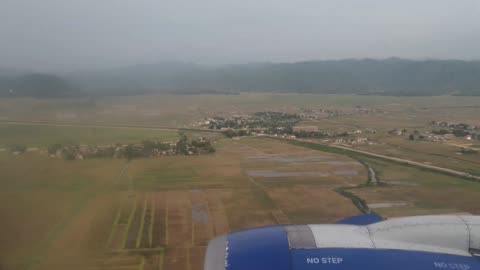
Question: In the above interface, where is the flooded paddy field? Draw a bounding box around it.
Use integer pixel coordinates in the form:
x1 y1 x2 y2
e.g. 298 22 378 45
1 135 479 270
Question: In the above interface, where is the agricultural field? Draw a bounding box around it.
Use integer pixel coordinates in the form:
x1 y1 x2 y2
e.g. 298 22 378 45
1 94 480 270
351 157 480 218
1 94 479 176
0 134 367 270
0 123 179 147
351 135 480 175
1 94 480 128
2 134 480 270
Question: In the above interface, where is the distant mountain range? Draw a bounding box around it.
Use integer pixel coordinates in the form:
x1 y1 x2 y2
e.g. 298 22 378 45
0 72 78 98
1 58 480 97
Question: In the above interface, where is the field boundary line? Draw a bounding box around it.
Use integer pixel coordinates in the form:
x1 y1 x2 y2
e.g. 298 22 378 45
158 250 165 270
107 162 130 248
106 204 123 248
123 198 138 249
107 247 164 254
190 196 195 246
204 196 215 237
191 221 195 246
186 248 191 270
165 195 169 246
22 192 92 270
149 196 155 247
139 257 145 270
263 138 375 215
136 197 148 248
270 137 480 182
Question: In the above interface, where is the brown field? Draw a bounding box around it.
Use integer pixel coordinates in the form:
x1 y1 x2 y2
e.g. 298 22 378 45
1 135 479 270
351 157 480 218
1 94 479 177
1 94 480 270
349 134 480 175
0 137 367 270
1 94 479 128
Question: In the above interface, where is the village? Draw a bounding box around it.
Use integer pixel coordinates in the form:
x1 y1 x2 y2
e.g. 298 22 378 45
298 106 383 120
46 135 215 160
12 135 218 160
202 111 374 140
197 112 479 152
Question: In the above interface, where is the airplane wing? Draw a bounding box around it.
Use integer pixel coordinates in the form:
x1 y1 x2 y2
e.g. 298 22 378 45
204 215 480 270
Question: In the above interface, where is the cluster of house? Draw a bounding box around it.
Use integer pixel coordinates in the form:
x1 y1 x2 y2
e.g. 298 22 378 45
333 137 376 145
417 132 457 142
48 144 173 160
430 121 479 131
196 107 383 130
388 127 478 142
298 107 382 120
48 137 215 160
201 112 302 134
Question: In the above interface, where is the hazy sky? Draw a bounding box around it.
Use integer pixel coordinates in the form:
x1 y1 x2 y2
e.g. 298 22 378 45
1 0 480 71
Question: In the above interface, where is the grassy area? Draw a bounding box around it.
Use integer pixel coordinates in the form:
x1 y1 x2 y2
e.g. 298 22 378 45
277 137 480 217
0 153 125 270
353 136 480 175
1 94 480 127
1 94 480 270
2 94 478 175
0 137 366 270
0 123 179 147
351 157 480 217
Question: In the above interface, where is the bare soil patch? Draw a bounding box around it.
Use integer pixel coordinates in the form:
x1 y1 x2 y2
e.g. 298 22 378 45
190 190 214 246
167 191 192 248
151 192 167 247
205 190 230 235
125 196 144 249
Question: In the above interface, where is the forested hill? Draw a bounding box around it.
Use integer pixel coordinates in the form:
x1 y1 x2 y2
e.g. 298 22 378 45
68 59 480 96
2 59 480 97
0 73 79 98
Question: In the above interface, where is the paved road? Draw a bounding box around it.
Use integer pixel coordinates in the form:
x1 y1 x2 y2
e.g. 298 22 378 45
268 136 480 181
2 121 477 181
307 140 480 181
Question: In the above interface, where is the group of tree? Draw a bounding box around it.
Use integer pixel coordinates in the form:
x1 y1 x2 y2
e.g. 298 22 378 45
431 129 450 135
0 73 80 98
46 136 215 160
293 130 349 139
4 58 480 97
460 148 478 155
223 129 250 138
209 112 301 133
62 58 480 96
431 129 478 139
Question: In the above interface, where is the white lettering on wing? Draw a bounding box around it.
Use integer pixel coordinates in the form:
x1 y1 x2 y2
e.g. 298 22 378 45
307 257 343 264
434 262 470 270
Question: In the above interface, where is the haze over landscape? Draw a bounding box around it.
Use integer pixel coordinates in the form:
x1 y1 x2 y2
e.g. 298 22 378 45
2 0 480 97
1 1 480 270
1 0 480 70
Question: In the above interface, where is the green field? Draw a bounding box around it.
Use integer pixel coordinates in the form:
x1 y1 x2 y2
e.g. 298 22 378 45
352 156 480 217
0 137 366 270
0 123 179 147
2 135 480 270
1 94 480 127
353 135 480 175
0 94 480 270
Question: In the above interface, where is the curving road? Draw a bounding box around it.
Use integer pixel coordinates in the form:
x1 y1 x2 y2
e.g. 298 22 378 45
299 139 480 181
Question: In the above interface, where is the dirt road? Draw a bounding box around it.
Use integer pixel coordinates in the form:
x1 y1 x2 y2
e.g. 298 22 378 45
307 140 480 181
